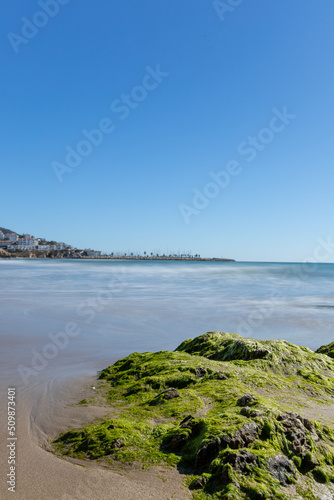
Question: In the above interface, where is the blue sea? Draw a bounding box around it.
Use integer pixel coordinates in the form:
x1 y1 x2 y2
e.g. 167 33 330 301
1 259 334 385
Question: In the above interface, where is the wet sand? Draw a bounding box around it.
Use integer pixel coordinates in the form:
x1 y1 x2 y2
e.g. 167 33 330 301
0 373 191 500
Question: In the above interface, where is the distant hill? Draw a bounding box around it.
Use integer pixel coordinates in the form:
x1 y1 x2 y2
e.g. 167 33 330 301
0 227 18 235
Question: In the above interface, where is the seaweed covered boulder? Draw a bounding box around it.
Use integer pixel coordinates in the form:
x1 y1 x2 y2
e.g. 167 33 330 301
176 331 271 362
316 340 334 359
53 331 334 499
176 331 334 375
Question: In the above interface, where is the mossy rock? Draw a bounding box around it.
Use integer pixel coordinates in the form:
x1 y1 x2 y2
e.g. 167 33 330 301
316 340 334 359
176 331 334 375
53 332 334 499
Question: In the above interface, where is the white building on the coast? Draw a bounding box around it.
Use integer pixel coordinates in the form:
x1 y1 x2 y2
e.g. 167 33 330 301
17 238 38 250
37 245 53 251
54 242 66 250
8 233 19 242
0 230 76 253
37 242 68 251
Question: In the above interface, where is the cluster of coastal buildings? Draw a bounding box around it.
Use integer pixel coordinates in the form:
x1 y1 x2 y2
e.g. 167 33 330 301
0 231 104 256
0 231 72 251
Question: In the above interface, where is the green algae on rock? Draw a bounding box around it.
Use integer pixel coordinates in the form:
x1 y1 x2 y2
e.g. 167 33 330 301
53 331 334 499
316 341 334 360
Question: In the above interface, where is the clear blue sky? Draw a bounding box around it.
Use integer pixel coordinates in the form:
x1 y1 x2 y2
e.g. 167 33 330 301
1 1 334 261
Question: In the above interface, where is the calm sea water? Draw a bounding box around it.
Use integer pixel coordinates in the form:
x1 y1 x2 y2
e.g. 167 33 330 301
1 259 334 385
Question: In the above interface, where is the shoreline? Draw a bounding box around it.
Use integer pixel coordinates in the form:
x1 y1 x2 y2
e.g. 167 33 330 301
81 256 235 261
0 371 191 500
0 252 235 261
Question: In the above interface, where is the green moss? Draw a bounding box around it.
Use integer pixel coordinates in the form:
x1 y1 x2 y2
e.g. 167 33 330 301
312 467 329 483
177 332 334 377
316 341 334 359
54 418 179 466
53 331 334 499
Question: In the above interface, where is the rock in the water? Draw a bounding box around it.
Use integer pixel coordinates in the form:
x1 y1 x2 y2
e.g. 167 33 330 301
267 454 296 485
57 330 334 500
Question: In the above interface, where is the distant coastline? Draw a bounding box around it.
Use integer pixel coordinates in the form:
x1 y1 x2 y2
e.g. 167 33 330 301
0 250 235 262
0 227 235 261
82 256 235 262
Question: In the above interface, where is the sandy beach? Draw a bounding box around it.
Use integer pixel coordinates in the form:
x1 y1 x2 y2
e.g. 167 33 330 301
0 373 191 500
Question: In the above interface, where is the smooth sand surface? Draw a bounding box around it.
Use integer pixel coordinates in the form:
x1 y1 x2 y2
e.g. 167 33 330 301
0 374 191 500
